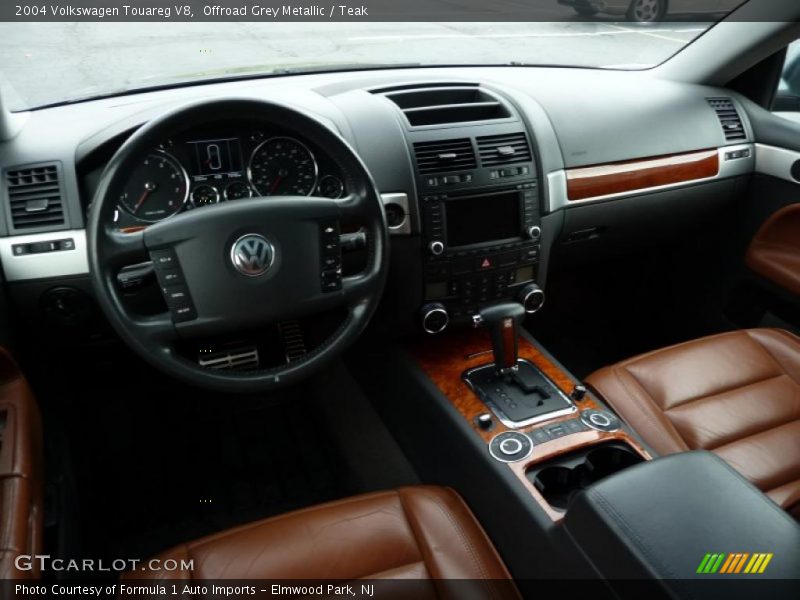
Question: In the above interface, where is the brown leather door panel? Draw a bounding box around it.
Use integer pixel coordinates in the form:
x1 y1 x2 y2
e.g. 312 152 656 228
746 203 800 296
0 349 44 579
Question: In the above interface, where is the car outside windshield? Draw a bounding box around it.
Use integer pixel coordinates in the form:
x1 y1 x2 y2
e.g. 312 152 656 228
0 21 716 111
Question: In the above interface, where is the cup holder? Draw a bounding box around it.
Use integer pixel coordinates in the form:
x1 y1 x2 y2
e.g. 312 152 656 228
527 442 644 511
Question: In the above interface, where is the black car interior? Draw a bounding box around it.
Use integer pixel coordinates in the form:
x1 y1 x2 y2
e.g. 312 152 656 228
1 7 800 599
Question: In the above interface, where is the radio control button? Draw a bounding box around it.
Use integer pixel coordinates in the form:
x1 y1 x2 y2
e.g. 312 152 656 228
527 225 542 240
429 241 445 256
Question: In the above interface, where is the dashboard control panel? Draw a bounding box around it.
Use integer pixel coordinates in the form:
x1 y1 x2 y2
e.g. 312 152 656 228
420 184 542 329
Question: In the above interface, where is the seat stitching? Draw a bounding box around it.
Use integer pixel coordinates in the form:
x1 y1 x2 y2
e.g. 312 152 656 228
611 366 689 451
703 413 800 452
357 560 426 579
404 489 496 598
753 329 800 388
709 417 800 455
662 373 788 412
767 478 800 513
395 490 435 583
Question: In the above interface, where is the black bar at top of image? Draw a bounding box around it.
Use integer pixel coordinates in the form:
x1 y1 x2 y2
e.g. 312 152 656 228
0 0 798 23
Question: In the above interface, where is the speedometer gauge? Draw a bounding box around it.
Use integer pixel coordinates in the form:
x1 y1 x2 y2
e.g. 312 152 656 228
118 151 189 222
248 137 318 196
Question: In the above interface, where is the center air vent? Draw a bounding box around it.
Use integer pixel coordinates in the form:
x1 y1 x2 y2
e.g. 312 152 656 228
412 139 477 175
380 85 512 127
477 133 532 167
5 163 66 231
707 98 746 141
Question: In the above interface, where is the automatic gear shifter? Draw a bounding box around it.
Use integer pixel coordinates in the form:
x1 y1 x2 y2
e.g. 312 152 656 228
466 302 576 426
476 303 526 375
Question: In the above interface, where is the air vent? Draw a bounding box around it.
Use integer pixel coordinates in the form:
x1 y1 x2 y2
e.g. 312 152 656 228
476 133 532 167
412 139 477 175
380 85 512 126
5 163 65 230
707 98 747 141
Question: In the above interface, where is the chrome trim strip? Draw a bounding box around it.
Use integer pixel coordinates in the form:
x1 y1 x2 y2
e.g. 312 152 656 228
463 358 577 429
0 229 89 282
380 192 412 235
547 144 755 212
755 144 800 184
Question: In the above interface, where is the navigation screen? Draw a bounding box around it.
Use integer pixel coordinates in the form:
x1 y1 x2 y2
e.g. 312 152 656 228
446 192 521 247
188 138 243 176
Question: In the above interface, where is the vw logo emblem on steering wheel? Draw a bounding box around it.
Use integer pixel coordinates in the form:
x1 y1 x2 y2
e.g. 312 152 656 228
230 234 275 277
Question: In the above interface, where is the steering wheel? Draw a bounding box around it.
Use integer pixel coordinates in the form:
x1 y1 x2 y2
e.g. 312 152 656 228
87 99 389 392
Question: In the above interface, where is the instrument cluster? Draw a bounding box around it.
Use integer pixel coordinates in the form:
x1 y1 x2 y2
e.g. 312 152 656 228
114 122 347 228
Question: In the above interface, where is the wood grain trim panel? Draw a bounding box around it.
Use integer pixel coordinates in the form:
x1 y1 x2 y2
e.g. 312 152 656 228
566 148 720 201
410 329 651 521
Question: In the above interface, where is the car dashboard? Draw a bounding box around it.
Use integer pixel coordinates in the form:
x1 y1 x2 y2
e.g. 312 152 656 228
0 65 759 345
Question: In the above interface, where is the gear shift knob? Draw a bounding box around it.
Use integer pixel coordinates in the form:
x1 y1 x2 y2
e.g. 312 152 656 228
476 303 526 374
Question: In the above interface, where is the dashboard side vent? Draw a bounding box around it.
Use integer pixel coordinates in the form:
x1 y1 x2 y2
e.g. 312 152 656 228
707 97 747 141
412 139 477 175
380 85 512 126
5 163 66 230
476 133 532 167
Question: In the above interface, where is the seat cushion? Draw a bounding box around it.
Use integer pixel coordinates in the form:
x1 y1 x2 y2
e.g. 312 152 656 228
124 486 517 594
0 348 44 579
585 328 800 519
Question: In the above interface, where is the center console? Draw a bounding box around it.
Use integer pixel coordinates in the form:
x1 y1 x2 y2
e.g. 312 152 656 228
420 185 543 332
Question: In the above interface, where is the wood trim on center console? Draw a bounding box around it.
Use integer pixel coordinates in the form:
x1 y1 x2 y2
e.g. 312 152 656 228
410 329 651 521
565 148 720 202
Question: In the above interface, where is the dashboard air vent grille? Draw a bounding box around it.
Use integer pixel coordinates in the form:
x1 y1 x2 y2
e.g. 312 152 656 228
412 139 477 175
476 133 532 167
5 163 65 230
707 97 746 141
380 85 512 126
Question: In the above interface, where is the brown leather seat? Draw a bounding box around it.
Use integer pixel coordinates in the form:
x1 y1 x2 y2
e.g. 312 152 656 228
586 328 800 518
125 486 518 596
0 348 44 578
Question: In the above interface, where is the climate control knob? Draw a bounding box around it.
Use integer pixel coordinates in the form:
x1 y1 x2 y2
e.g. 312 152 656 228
420 303 449 334
518 283 545 314
527 225 542 241
428 240 445 256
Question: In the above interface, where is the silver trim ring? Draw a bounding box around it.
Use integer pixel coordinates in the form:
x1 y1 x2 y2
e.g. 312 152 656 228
422 306 449 334
488 432 533 463
521 288 545 314
230 234 275 277
223 181 253 201
191 184 220 207
247 136 319 197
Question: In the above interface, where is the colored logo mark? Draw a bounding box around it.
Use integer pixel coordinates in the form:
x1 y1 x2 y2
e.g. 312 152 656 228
696 553 774 574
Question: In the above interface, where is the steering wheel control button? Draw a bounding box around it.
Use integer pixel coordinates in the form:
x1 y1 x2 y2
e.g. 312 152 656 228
230 234 275 277
489 431 533 463
581 409 622 433
150 248 197 322
151 249 178 268
320 221 342 293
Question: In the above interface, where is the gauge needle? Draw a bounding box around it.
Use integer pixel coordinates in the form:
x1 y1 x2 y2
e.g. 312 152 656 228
134 182 157 212
134 191 150 213
269 176 282 195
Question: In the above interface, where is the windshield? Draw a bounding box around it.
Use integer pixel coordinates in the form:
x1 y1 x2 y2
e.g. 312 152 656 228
0 21 719 111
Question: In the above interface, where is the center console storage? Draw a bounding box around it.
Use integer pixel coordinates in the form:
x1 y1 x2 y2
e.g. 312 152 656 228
565 451 800 599
528 442 644 510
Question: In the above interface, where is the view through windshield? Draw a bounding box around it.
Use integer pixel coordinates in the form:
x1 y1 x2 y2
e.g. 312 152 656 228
0 20 716 110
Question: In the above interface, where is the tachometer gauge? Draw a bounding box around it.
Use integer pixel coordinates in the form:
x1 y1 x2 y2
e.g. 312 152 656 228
248 137 318 196
191 184 219 207
118 151 189 222
317 175 344 199
224 181 252 201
